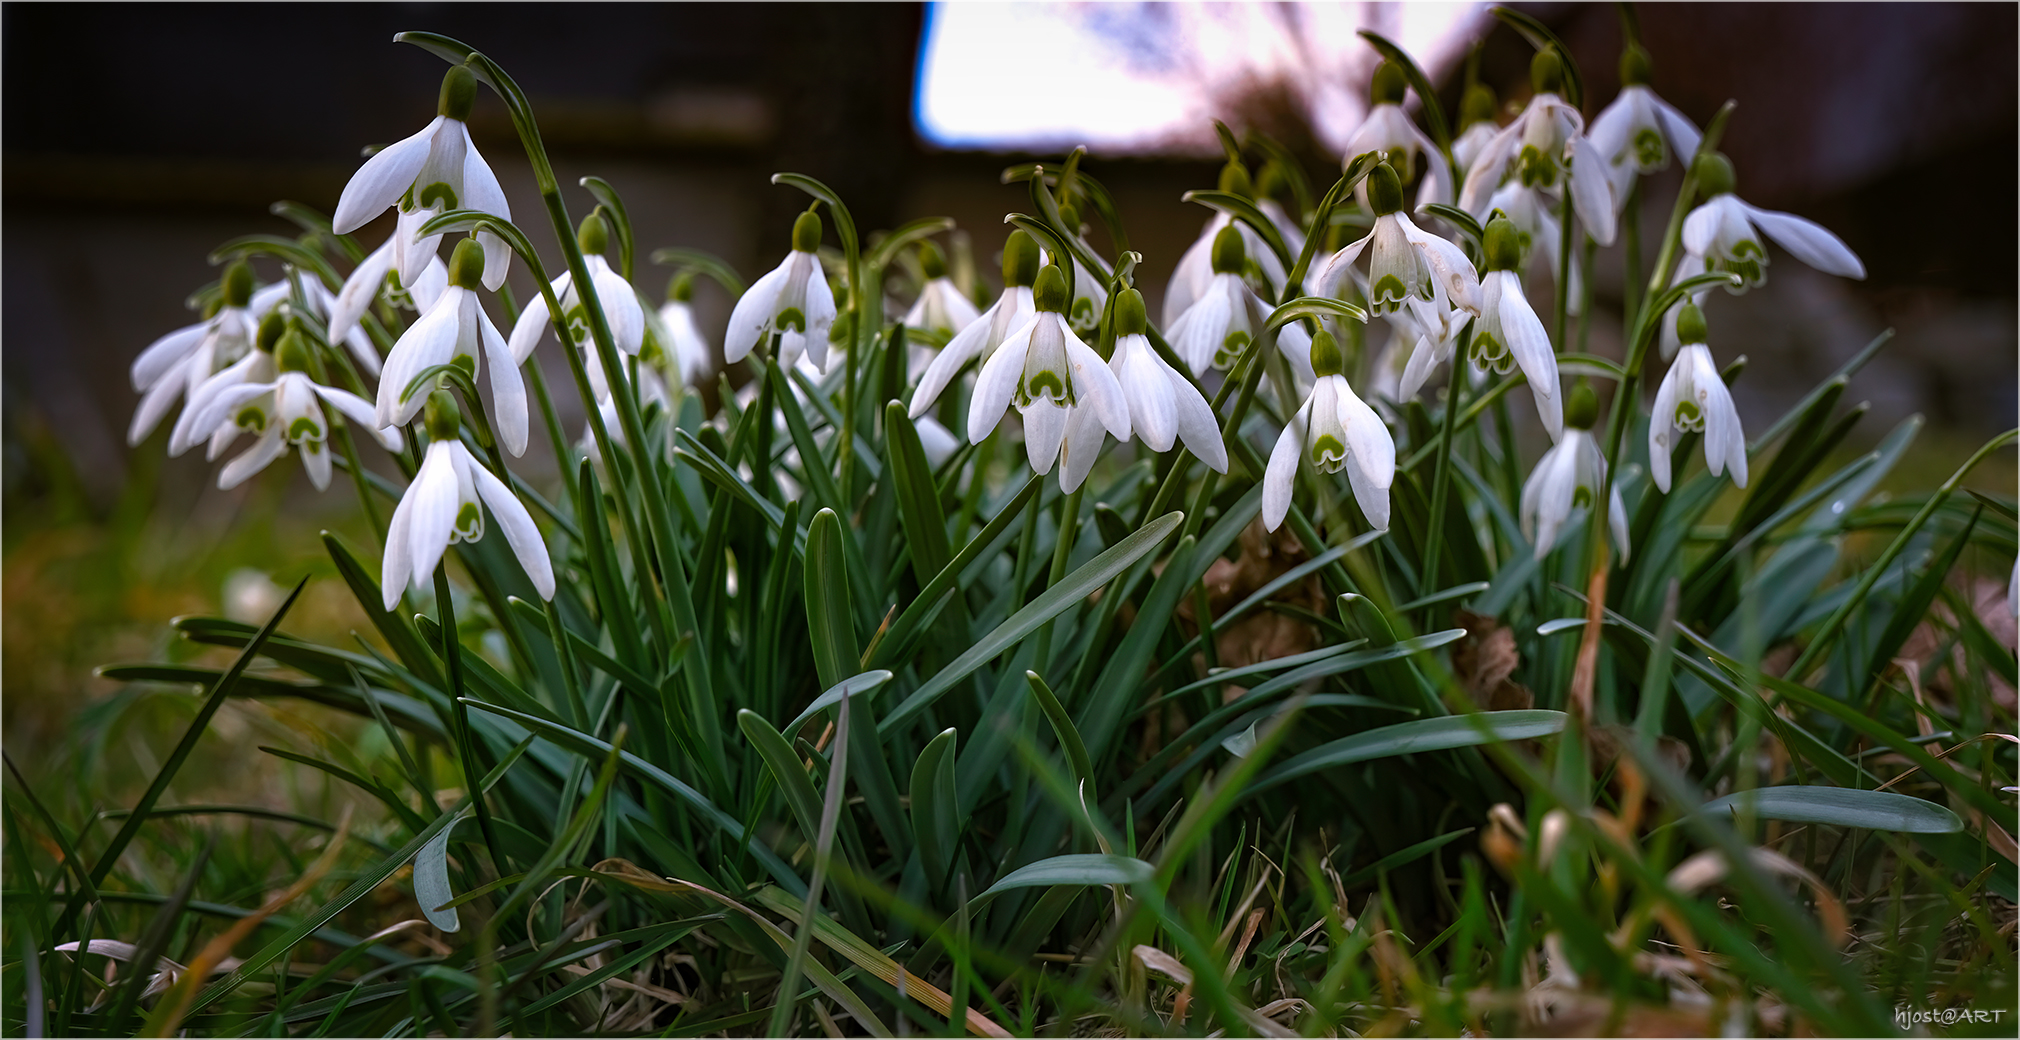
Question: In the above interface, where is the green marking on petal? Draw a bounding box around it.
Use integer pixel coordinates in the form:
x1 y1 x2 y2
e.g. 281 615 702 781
1369 274 1409 310
1214 330 1252 369
455 501 483 538
1025 369 1066 402
1633 127 1666 169
777 306 806 334
418 182 459 210
1309 434 1348 471
1518 145 1559 189
1675 399 1704 431
287 417 322 442
235 407 267 432
1572 485 1594 509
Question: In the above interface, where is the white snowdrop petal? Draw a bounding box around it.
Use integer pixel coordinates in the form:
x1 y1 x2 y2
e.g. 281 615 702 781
332 117 441 234
471 455 555 600
1741 202 1866 279
218 427 286 490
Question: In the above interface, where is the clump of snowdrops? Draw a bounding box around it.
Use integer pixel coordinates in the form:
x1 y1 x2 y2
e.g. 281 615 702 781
6 9 2015 1038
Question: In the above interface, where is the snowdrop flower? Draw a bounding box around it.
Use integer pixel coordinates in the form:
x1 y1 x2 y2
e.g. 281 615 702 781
509 214 646 375
1681 152 1865 294
968 265 1129 483
378 239 528 456
1167 225 1279 375
1163 163 1288 327
382 391 553 609
1588 45 1701 212
1314 162 1480 323
903 239 981 340
1389 292 1470 404
655 272 712 388
1650 303 1746 493
1263 329 1394 532
170 309 284 459
186 325 402 491
1460 216 1562 439
328 236 449 367
1459 50 1616 247
130 262 258 445
1451 82 1503 176
1060 288 1226 492
1521 385 1628 560
909 230 1040 418
1343 62 1452 209
725 210 837 372
331 66 510 292
1482 179 1585 311
241 268 384 377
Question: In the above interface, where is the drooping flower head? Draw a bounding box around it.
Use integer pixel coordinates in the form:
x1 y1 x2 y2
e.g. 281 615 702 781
1163 162 1288 327
1061 288 1226 492
1681 152 1865 294
509 212 647 398
1650 302 1746 493
655 271 713 389
1451 81 1503 176
170 307 284 461
1588 44 1702 210
382 390 554 609
1459 49 1616 247
378 238 528 456
909 229 1041 418
130 260 259 446
1167 224 1280 375
968 264 1129 482
1264 329 1395 533
725 209 838 372
332 65 511 293
1344 61 1452 209
1521 383 1628 560
1315 162 1480 322
904 238 982 341
1464 214 1562 439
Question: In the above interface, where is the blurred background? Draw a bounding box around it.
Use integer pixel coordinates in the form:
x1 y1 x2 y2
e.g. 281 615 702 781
5 2 2015 774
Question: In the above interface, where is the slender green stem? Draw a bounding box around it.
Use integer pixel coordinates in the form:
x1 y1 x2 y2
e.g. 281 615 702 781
434 564 502 868
1553 187 1575 349
1034 486 1085 670
1418 332 1471 605
1622 179 1644 334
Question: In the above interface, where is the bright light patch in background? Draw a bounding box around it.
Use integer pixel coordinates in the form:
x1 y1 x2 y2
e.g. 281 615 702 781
916 2 1485 156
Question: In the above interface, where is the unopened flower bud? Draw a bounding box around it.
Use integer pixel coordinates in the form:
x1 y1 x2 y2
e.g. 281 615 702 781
1370 61 1408 105
1114 287 1147 336
424 389 462 441
1365 162 1404 216
667 271 695 303
256 309 287 353
1461 82 1498 126
1693 152 1736 198
1566 380 1599 429
1032 264 1068 314
1002 229 1040 287
1058 201 1082 233
1619 43 1653 87
1309 328 1344 378
439 65 477 122
791 210 823 253
1218 161 1253 200
577 212 609 257
1210 225 1247 275
1530 48 1566 95
1675 302 1708 345
221 261 254 309
1256 160 1288 201
1483 215 1523 272
275 324 313 374
918 238 947 279
449 237 487 290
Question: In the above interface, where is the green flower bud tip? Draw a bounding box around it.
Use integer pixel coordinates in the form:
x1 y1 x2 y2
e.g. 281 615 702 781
1114 288 1147 336
202 296 225 320
221 261 254 308
256 309 287 353
1057 201 1081 232
1619 43 1653 87
1565 381 1599 429
1002 229 1040 287
791 210 823 253
275 326 313 374
449 237 487 290
1365 162 1404 216
1032 264 1068 313
1483 215 1522 272
1676 302 1708 345
577 213 609 257
1309 328 1344 378
424 389 462 441
918 238 947 279
1461 82 1498 126
439 64 477 122
1530 48 1565 95
1693 152 1736 198
1210 225 1247 275
667 271 695 302
1217 161 1253 200
1370 61 1408 105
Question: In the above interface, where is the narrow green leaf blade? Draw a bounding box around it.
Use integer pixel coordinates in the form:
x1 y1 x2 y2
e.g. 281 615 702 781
1700 787 1964 834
